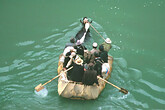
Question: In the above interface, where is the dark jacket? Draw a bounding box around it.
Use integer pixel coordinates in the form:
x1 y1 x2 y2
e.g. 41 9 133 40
94 57 103 76
68 63 84 82
99 51 108 63
63 52 71 68
75 45 87 58
82 69 98 85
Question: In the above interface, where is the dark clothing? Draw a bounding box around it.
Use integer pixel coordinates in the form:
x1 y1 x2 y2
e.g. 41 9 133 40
99 51 108 63
84 51 94 64
75 20 91 41
94 57 103 76
63 52 71 68
75 45 87 58
68 63 84 82
82 69 98 86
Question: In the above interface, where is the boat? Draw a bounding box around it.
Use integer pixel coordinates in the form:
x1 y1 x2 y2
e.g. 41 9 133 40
57 54 113 100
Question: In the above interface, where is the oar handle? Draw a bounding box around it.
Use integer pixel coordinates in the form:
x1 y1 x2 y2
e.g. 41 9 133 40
89 23 106 41
97 76 121 90
42 66 73 87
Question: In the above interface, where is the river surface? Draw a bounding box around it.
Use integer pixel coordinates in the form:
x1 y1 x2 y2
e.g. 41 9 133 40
0 0 165 110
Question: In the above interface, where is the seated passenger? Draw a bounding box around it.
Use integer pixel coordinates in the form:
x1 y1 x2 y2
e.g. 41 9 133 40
82 63 98 86
74 40 87 59
60 46 75 63
99 45 108 63
94 52 104 77
68 58 84 82
101 38 112 52
90 42 99 54
89 42 99 63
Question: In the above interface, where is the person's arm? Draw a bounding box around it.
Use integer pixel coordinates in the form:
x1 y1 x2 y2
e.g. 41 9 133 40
79 32 87 44
66 57 73 68
80 20 83 23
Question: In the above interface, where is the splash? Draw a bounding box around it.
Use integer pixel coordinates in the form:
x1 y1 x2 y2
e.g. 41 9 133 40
34 87 48 97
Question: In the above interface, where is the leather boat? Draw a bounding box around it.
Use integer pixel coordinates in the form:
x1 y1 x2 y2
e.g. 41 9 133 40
57 54 113 100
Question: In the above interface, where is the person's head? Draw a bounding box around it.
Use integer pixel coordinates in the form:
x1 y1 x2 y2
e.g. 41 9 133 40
99 45 104 51
76 40 81 46
75 58 83 65
92 42 98 49
70 37 75 43
94 52 100 57
88 63 94 70
83 17 88 24
105 38 112 44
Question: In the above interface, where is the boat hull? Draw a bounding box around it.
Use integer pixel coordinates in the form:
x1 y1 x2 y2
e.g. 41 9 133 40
57 55 113 100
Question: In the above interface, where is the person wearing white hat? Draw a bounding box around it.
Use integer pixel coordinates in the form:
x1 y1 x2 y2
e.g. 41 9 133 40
90 42 99 54
101 38 112 52
68 58 84 82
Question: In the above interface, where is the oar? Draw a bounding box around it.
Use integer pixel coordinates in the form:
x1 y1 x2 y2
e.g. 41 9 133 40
35 66 73 92
97 76 128 94
89 23 106 41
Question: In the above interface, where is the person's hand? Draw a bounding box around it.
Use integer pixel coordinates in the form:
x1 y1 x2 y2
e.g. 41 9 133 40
63 68 66 71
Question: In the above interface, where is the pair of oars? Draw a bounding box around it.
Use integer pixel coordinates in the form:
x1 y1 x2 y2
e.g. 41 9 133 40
35 66 73 92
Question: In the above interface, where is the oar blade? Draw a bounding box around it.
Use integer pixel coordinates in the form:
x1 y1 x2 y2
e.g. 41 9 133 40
35 83 44 92
119 88 128 94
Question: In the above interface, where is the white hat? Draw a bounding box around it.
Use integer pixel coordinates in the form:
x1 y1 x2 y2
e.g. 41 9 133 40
93 42 98 47
76 40 81 45
75 58 83 65
105 38 112 44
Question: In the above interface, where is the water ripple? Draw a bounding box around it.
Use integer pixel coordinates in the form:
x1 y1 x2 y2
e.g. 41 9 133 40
135 89 165 105
16 41 35 46
139 79 165 93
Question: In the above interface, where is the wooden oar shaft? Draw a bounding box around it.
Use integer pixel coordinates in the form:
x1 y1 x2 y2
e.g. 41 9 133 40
97 76 121 90
89 23 106 41
42 74 61 86
42 66 73 87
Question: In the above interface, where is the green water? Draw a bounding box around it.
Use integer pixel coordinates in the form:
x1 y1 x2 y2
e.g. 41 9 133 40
0 0 165 109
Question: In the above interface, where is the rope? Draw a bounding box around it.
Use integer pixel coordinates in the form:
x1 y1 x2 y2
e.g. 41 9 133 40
89 23 106 41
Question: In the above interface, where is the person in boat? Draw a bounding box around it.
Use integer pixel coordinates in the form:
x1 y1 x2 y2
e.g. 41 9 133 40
93 52 104 77
84 42 99 64
91 42 99 54
101 38 112 52
59 46 75 63
99 45 108 63
82 63 98 86
68 58 84 82
74 40 87 59
65 37 76 48
63 48 77 69
75 17 91 42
